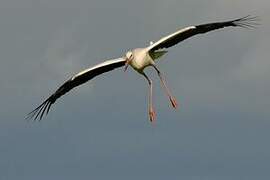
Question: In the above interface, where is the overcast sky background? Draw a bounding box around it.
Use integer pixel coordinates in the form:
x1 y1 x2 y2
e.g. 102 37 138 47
1 0 270 179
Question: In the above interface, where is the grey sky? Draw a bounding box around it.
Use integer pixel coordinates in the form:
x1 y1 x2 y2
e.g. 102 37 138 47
1 0 270 179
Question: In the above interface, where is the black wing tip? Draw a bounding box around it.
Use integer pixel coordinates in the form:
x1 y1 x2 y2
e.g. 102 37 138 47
231 15 260 29
25 97 55 122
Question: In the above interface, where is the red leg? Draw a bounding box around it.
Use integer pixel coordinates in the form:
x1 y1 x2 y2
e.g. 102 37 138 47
153 65 178 109
142 72 156 123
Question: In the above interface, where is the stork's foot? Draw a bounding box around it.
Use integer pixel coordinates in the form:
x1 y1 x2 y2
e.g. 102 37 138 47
149 108 156 123
169 96 178 109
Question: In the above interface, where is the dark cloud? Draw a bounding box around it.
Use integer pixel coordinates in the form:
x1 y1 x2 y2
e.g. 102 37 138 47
0 0 269 179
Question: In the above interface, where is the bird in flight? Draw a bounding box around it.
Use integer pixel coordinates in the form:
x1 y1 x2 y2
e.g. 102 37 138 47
27 16 258 123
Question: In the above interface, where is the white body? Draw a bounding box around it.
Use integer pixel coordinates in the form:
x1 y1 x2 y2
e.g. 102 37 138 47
129 48 154 73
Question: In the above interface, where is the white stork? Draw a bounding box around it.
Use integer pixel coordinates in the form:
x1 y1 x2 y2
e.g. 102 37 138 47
27 16 258 122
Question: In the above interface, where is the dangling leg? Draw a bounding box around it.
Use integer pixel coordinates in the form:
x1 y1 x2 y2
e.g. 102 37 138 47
141 72 156 123
152 64 178 109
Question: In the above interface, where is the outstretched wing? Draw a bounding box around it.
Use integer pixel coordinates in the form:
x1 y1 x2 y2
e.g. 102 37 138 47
147 15 259 52
27 57 126 121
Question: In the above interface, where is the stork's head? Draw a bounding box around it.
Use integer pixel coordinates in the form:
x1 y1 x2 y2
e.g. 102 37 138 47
125 51 133 60
124 50 133 71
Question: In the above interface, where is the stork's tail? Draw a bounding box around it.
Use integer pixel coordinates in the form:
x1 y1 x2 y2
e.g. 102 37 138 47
150 50 168 60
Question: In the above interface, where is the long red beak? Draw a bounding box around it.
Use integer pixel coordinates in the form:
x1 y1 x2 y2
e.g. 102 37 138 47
124 58 131 72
